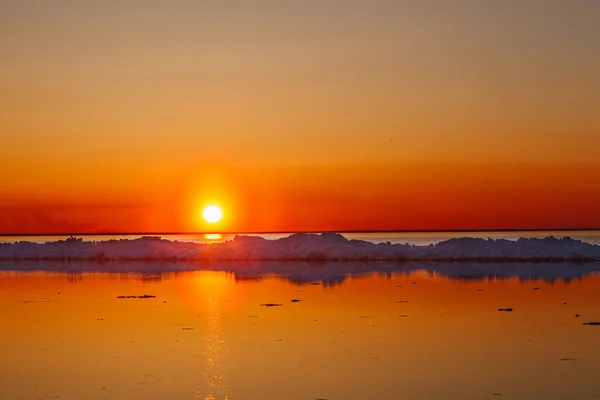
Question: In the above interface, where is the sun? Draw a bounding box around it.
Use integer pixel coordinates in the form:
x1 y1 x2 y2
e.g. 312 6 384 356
202 205 223 224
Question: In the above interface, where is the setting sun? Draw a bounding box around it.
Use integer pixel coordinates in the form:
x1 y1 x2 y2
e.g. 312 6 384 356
202 205 223 224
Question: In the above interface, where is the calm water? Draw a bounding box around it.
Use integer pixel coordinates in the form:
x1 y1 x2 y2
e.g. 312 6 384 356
1 230 600 245
1 265 600 399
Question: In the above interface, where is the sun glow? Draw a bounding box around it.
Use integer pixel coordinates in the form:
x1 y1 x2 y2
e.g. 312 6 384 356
202 205 223 224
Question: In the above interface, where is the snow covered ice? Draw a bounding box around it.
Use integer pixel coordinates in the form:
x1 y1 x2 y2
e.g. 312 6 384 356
1 232 599 262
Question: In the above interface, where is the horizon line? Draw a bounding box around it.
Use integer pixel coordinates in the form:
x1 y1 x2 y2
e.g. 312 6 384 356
1 228 599 237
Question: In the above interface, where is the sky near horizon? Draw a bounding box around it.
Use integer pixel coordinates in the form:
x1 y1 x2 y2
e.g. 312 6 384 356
1 0 599 233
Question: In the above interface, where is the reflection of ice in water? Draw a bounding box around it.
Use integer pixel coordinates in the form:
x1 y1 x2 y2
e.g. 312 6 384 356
196 282 229 400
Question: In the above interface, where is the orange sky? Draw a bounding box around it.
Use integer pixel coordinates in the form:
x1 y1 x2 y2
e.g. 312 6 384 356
1 1 599 233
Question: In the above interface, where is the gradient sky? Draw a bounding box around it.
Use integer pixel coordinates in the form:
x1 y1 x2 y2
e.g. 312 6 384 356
1 0 599 233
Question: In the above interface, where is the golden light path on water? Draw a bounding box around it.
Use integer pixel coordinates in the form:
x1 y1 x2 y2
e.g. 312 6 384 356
194 273 229 400
204 233 223 241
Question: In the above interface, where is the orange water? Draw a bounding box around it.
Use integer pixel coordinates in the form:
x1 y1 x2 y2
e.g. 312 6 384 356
1 269 600 399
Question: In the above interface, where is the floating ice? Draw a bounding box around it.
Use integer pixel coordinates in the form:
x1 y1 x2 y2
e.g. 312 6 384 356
0 232 599 262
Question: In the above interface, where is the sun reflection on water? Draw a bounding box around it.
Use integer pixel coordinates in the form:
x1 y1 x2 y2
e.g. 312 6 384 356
202 299 228 400
204 233 222 241
192 273 230 400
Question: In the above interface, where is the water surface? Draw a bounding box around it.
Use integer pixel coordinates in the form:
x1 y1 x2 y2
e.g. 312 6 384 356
1 266 600 399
